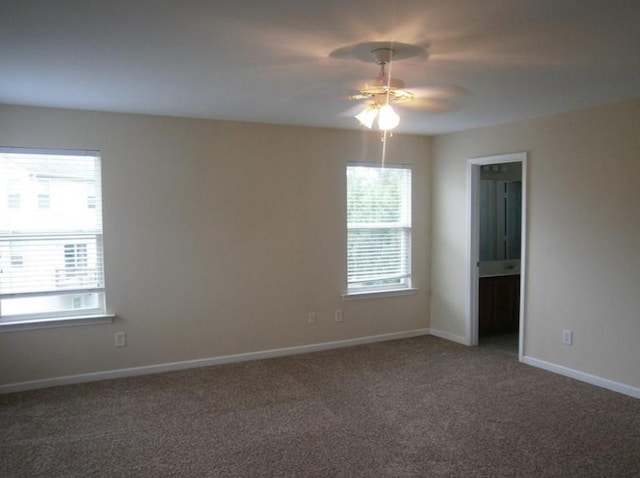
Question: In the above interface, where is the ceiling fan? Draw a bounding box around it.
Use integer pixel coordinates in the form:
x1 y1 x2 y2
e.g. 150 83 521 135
337 42 469 131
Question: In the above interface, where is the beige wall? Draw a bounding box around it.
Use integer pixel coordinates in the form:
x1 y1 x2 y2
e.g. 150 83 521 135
431 98 640 389
0 105 432 385
4 98 638 392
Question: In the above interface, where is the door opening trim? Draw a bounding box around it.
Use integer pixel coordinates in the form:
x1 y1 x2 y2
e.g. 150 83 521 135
466 152 527 361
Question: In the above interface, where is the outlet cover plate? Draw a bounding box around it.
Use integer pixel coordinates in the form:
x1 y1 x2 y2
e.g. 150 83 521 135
115 332 127 348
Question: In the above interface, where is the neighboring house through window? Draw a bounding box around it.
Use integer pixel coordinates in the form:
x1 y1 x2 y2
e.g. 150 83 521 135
0 147 107 321
37 179 50 208
64 243 88 270
71 296 83 309
7 179 20 209
10 255 23 267
346 163 412 295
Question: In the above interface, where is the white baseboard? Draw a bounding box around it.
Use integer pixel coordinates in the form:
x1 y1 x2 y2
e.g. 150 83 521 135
0 328 430 394
428 328 470 345
523 356 640 399
6 331 637 400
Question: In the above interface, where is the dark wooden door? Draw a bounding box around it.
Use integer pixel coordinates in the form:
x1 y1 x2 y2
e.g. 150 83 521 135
479 275 520 337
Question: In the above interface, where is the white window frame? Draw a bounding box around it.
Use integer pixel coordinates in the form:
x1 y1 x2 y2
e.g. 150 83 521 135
0 147 114 331
345 163 414 298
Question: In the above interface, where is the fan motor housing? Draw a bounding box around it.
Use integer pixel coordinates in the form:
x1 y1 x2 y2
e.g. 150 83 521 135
360 76 414 103
364 75 405 90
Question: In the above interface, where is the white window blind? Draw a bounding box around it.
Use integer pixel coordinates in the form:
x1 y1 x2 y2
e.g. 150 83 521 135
347 164 411 294
0 148 106 321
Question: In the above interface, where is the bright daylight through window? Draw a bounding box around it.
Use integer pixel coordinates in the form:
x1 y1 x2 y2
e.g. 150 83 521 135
347 164 412 295
0 148 107 324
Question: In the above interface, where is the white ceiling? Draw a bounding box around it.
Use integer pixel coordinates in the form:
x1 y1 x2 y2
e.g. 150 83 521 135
2 0 639 135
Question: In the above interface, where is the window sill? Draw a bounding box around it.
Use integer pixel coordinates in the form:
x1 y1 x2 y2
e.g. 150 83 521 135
342 288 418 301
0 314 116 333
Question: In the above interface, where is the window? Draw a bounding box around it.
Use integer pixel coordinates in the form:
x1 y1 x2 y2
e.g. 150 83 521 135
87 195 96 209
0 148 107 323
346 164 412 295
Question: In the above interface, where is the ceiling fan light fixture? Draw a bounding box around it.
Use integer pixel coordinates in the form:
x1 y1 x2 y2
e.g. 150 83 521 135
377 104 400 131
350 46 415 132
342 41 462 132
355 104 378 129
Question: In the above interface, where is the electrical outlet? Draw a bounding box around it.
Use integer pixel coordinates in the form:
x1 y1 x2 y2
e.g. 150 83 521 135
308 312 316 325
562 329 572 345
334 309 343 323
115 332 127 348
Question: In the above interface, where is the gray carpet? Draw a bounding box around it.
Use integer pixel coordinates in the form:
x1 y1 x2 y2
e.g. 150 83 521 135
479 333 519 358
1 336 639 477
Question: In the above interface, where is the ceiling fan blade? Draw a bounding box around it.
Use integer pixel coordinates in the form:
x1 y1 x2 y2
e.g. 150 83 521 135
410 84 471 99
340 104 368 118
400 98 457 113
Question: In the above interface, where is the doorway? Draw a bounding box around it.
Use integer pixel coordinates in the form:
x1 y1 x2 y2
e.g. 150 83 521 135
466 152 527 361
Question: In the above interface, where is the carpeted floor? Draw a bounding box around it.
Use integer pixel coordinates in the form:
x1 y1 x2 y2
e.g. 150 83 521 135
1 336 639 477
479 333 519 358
